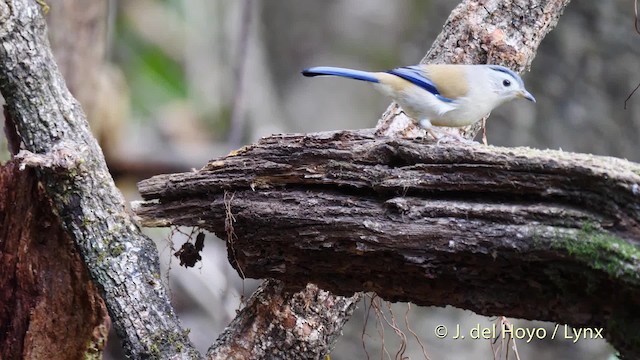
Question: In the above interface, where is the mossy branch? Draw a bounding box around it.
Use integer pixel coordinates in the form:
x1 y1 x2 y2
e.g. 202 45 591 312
135 130 640 359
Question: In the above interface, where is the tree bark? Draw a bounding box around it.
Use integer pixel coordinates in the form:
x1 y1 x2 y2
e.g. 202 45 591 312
0 1 360 359
207 280 359 360
135 130 640 359
0 161 110 360
0 1 199 358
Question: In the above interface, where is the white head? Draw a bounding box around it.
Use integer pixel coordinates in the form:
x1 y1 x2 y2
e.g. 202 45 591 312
482 65 536 105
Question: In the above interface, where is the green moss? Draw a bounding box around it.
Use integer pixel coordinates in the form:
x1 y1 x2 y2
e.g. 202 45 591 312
554 222 640 282
83 350 101 360
81 217 92 227
82 324 108 360
147 329 191 356
82 340 100 360
95 251 107 265
111 243 124 257
35 0 50 14
149 343 160 356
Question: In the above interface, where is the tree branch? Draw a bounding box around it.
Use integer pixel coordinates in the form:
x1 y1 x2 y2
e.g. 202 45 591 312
207 280 359 359
135 130 640 359
0 1 199 358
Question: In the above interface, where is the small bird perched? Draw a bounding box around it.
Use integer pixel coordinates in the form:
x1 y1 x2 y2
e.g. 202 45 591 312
302 64 535 141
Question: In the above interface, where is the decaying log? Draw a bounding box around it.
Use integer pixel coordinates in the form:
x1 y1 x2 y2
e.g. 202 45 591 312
135 130 640 358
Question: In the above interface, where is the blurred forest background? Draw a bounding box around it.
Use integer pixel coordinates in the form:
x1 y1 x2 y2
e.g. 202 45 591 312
2 0 639 359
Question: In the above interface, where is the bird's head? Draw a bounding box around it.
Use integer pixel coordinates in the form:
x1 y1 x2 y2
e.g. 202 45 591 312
484 65 536 104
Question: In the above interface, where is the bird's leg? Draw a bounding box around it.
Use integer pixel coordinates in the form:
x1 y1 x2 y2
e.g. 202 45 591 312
418 119 475 144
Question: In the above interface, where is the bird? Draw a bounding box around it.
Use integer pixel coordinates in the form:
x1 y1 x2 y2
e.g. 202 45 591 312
301 64 535 141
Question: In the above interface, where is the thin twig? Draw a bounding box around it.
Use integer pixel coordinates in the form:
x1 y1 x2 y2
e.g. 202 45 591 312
624 82 640 109
482 115 488 145
500 317 521 360
385 302 408 360
370 297 392 360
224 191 245 279
362 295 373 360
404 303 431 360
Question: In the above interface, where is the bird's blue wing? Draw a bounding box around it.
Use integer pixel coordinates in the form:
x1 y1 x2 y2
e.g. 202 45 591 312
386 66 454 103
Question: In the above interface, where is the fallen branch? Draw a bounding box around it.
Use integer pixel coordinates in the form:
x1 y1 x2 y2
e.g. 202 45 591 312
136 130 640 358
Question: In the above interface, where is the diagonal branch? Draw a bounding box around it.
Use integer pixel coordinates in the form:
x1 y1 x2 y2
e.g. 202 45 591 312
135 130 640 359
0 0 199 358
207 280 359 359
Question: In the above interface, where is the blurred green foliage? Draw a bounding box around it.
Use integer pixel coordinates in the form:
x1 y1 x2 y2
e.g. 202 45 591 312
115 17 187 120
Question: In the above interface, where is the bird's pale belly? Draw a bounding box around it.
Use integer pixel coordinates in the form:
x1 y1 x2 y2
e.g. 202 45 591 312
399 99 489 128
429 110 488 127
375 81 495 128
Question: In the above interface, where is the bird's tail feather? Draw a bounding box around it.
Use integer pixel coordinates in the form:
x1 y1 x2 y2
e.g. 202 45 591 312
302 66 379 83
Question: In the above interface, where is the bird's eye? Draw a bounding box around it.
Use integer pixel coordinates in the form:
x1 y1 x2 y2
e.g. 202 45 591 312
502 79 511 87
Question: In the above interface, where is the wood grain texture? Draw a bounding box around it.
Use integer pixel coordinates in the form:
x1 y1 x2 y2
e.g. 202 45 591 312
136 130 640 358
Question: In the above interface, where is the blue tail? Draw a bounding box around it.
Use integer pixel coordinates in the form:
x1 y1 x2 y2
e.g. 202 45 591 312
302 66 380 83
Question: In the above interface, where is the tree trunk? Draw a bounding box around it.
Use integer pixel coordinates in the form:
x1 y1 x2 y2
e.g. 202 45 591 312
207 280 359 360
0 1 199 358
0 0 579 358
0 161 110 360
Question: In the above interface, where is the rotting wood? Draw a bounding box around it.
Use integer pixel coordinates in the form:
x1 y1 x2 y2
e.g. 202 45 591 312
0 161 110 360
135 130 640 359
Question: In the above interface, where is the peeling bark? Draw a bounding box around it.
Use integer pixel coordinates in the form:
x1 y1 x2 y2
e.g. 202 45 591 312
207 281 359 360
0 161 110 360
136 130 640 359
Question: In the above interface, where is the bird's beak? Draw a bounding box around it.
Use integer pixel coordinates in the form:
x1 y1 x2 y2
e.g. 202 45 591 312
518 89 536 103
